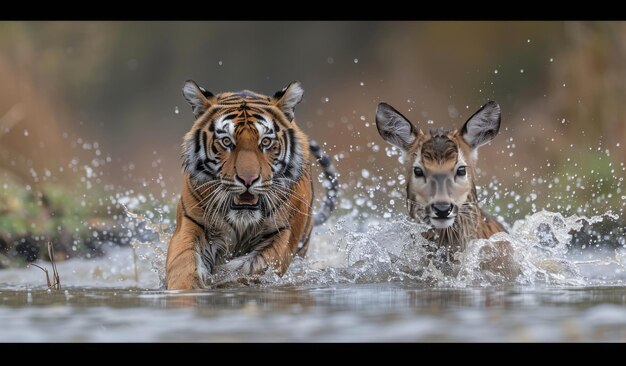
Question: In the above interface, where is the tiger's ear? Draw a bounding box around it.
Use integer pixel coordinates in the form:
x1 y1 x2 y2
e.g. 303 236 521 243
274 81 304 122
182 80 214 118
376 102 419 151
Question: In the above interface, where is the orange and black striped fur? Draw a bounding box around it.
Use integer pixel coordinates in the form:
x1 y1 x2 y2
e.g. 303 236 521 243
166 81 338 290
376 101 519 279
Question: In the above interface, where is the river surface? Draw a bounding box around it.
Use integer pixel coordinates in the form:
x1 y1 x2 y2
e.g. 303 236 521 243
1 211 625 342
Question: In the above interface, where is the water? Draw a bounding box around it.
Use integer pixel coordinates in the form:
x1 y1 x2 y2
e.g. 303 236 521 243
2 285 626 342
1 209 625 342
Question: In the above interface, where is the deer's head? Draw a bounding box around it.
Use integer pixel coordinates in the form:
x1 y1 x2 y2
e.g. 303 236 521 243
376 101 501 229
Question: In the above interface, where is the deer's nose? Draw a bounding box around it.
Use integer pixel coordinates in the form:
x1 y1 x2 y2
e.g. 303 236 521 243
431 202 453 218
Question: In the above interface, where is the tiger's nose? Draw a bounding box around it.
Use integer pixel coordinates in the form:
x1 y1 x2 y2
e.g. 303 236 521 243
236 174 260 187
431 202 453 218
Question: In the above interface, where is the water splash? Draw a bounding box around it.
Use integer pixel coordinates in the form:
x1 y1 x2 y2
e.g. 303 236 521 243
122 204 169 287
280 210 622 288
131 208 622 289
1 189 623 290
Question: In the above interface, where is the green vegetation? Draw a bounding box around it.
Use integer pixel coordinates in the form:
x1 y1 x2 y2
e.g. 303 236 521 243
0 177 130 267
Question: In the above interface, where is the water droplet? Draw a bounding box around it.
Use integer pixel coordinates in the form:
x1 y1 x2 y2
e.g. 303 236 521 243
520 69 524 73
218 61 223 66
527 39 531 43
562 83 566 87
23 129 29 136
174 106 179 114
327 57 334 64
494 69 498 74
321 97 329 103
339 198 352 210
550 58 554 62
427 119 434 125
353 58 359 63
360 82 364 86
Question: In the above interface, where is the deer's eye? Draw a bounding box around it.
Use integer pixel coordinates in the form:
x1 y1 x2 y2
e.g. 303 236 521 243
414 167 424 177
457 166 467 176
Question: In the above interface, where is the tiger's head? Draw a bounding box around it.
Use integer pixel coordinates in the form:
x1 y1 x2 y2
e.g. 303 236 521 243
181 80 307 225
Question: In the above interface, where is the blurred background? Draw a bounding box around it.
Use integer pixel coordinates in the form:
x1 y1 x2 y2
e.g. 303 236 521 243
0 21 625 265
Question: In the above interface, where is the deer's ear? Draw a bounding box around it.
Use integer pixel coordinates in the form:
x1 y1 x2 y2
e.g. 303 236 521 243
375 102 418 151
461 101 501 149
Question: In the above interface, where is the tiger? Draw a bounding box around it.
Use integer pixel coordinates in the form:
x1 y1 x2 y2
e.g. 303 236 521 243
375 101 520 280
166 80 338 290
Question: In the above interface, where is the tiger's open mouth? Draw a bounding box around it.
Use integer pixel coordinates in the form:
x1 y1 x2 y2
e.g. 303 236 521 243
231 191 260 210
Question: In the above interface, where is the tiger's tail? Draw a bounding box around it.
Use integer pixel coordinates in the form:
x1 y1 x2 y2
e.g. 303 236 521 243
309 139 339 226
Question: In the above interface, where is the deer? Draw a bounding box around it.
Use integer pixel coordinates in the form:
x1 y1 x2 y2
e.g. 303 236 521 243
375 101 519 280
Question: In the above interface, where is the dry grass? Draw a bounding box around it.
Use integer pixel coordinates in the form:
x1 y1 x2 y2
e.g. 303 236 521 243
28 242 61 290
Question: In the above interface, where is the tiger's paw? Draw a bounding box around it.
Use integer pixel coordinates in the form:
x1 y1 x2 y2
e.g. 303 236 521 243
219 253 267 275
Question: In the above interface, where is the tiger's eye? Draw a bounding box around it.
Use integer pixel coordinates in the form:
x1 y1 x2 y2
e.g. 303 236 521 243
261 137 272 147
221 137 232 147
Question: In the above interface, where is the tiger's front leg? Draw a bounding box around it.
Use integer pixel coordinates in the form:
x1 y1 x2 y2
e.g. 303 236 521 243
166 201 227 290
166 228 202 290
220 229 294 276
